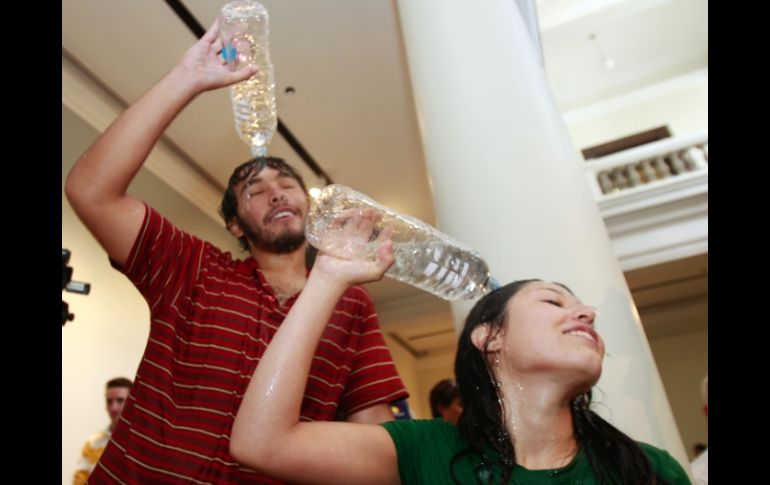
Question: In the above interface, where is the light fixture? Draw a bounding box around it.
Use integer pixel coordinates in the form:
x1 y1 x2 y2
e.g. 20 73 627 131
588 33 615 71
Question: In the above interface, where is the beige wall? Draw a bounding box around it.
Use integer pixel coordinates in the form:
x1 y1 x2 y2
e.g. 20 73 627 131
381 337 457 420
61 105 242 485
649 329 708 460
382 334 419 416
415 352 456 419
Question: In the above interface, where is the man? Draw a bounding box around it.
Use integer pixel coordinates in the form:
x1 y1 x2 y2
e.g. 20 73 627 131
65 21 407 484
72 378 133 485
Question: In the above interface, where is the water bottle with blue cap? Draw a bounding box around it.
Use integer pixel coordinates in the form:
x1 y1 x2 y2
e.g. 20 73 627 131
305 185 499 301
219 0 277 157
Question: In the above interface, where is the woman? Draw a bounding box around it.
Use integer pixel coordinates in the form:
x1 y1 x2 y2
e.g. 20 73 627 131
230 220 689 484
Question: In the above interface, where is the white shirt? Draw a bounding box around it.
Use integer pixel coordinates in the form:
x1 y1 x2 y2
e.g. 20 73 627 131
690 448 708 485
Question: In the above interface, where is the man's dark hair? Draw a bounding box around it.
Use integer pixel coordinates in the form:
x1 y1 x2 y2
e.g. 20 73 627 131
106 377 133 389
429 379 460 418
219 157 308 251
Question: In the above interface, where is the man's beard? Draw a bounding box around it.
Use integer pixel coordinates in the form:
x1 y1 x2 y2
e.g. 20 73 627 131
238 215 306 254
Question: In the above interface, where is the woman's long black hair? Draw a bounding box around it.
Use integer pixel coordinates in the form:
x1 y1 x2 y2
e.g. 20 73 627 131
449 280 668 485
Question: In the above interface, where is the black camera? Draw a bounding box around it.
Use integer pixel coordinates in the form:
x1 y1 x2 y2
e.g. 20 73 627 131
62 248 91 326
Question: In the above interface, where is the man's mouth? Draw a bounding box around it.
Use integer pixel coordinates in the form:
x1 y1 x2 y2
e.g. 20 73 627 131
265 206 298 224
271 210 294 222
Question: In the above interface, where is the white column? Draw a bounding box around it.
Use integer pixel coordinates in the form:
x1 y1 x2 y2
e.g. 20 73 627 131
396 0 689 468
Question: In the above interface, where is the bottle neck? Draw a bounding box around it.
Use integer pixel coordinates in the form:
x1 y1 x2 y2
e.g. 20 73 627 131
251 145 268 157
484 275 500 294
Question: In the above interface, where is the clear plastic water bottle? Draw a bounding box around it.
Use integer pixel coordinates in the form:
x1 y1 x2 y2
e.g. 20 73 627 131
305 185 498 301
219 0 277 157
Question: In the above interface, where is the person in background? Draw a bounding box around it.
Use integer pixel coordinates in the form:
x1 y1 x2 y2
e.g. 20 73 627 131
690 374 708 484
693 443 706 457
429 378 463 425
72 377 133 485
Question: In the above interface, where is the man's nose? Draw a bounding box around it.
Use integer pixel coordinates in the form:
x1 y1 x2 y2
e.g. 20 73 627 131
270 191 288 204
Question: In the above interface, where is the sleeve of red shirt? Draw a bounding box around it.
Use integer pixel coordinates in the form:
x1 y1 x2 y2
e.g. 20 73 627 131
113 203 205 316
338 286 409 417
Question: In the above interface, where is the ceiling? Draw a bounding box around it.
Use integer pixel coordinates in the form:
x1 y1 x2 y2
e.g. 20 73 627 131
62 0 708 355
625 253 708 339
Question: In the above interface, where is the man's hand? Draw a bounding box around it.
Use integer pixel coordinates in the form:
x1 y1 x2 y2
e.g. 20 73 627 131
177 19 259 93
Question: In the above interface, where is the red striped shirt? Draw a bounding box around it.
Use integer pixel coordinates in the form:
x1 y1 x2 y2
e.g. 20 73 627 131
90 205 408 484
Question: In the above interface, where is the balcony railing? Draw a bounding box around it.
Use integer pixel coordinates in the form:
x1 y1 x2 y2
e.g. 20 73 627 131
583 129 708 270
584 130 708 201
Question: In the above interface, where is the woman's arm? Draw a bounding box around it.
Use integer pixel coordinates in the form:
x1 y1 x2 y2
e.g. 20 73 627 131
230 217 401 484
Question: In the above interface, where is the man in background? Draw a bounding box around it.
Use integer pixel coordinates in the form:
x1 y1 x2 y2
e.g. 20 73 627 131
72 377 133 485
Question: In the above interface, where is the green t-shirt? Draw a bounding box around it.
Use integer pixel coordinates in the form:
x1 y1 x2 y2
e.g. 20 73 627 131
382 418 690 484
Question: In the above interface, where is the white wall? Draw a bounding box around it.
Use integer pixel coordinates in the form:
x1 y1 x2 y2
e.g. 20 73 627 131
564 70 708 151
649 329 708 460
61 105 242 485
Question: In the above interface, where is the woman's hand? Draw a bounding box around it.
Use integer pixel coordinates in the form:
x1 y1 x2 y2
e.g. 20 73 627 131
313 208 395 287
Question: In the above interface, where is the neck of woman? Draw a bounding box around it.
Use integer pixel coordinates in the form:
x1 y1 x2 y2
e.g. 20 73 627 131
499 377 580 470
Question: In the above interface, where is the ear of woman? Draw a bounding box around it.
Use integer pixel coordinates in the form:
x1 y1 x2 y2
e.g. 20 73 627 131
470 323 503 353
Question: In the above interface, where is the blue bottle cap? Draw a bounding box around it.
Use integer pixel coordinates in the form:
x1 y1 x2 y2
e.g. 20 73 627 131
488 276 501 291
222 44 237 63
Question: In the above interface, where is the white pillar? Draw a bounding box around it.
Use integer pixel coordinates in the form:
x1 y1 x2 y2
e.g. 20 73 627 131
396 0 689 468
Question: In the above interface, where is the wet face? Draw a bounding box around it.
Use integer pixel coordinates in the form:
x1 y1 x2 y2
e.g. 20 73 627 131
106 386 130 427
230 167 309 253
496 282 604 388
